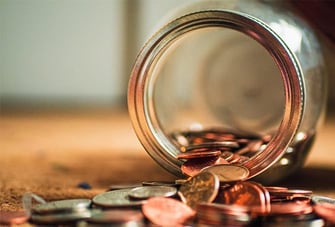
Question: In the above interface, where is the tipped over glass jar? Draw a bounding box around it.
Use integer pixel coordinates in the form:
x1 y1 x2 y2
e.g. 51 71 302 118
128 0 327 184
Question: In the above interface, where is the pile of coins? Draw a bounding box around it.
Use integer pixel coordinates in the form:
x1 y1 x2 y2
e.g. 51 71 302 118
1 128 334 226
1 169 334 226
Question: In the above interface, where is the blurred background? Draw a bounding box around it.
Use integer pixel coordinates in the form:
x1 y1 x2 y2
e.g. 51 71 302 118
0 0 334 112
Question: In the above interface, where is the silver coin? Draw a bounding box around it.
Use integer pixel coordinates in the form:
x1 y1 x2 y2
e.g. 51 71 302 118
108 183 142 191
31 208 99 224
311 195 335 205
128 186 177 199
87 209 144 224
32 199 91 214
92 189 143 208
142 181 178 187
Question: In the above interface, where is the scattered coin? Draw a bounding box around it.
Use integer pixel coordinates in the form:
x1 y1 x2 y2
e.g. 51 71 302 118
216 181 271 214
31 209 96 224
269 189 313 201
142 197 196 226
178 171 219 209
128 186 177 199
202 164 250 182
92 189 144 208
87 209 144 225
108 183 142 191
0 211 29 225
313 202 335 224
269 202 313 215
142 180 179 187
196 202 251 226
311 195 335 205
32 198 92 214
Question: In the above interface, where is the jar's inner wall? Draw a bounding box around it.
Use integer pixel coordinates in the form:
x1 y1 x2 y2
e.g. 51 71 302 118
150 27 285 154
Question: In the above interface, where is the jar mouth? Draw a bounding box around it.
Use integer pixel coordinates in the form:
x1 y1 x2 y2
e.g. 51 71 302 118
128 10 304 179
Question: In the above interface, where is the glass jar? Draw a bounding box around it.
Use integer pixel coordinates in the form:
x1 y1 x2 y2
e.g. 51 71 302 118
128 0 327 183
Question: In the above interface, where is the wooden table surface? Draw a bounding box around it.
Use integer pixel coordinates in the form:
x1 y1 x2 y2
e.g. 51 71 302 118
1 108 335 212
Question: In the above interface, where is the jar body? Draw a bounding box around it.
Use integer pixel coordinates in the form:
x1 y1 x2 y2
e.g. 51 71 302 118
128 0 327 183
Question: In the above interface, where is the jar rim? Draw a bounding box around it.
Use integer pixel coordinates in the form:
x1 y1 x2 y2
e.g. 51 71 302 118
128 10 304 179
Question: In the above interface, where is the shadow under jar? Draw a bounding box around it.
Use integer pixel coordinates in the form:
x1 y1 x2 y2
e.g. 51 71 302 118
128 0 327 184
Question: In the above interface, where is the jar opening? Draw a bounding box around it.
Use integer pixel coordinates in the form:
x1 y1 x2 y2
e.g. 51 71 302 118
129 10 304 178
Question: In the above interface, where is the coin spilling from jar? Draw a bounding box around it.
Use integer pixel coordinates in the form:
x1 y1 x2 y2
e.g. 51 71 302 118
1 129 333 226
4 170 333 226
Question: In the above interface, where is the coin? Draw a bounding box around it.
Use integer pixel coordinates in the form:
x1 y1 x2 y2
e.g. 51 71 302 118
0 211 29 225
178 171 219 209
142 197 196 226
313 202 335 224
32 198 92 214
177 149 222 159
216 181 271 214
181 156 226 177
269 202 313 215
92 189 143 208
196 202 251 226
128 186 177 199
108 183 142 191
202 164 250 182
87 209 144 224
142 180 179 187
31 209 96 224
269 189 313 201
184 141 239 152
311 195 335 205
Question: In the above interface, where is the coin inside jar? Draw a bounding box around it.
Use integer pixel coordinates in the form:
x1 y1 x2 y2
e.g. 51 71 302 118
181 156 228 177
202 164 250 183
177 149 222 159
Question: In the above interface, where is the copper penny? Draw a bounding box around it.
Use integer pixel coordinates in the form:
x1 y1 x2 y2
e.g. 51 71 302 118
269 189 313 202
185 141 239 152
177 149 221 159
178 171 219 209
202 164 250 183
181 156 228 177
264 186 288 192
313 202 335 224
196 202 251 226
215 181 270 213
142 197 195 226
269 202 313 215
0 211 29 225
